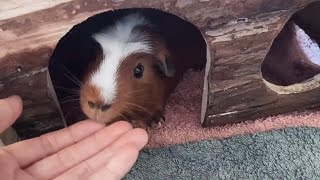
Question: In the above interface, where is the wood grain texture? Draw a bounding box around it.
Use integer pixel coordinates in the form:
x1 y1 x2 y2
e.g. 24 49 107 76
0 0 72 20
203 1 320 126
0 0 318 138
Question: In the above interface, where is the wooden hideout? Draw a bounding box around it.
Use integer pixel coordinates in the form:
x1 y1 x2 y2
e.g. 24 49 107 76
1 0 320 140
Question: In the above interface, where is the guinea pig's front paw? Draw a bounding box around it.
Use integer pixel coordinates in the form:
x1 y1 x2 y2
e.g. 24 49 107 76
149 121 161 129
152 118 165 129
148 112 166 129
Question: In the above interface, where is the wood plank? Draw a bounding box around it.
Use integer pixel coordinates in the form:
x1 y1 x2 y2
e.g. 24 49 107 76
0 0 72 20
0 70 61 122
202 2 320 126
0 70 65 139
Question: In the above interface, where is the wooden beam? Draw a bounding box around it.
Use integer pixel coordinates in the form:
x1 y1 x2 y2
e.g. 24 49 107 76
0 0 72 20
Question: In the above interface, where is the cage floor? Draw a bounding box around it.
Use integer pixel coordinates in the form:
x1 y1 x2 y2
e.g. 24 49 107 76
146 70 320 148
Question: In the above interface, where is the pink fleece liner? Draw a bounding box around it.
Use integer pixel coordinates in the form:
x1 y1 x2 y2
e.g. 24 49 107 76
145 70 320 148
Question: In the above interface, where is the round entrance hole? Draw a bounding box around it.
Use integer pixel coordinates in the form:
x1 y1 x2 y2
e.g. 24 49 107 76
48 8 209 127
261 2 320 94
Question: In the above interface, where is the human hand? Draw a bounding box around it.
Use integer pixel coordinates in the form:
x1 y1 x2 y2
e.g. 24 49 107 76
0 95 148 180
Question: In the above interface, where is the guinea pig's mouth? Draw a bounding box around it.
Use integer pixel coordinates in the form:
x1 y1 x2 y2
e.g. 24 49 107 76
80 101 123 124
84 110 113 123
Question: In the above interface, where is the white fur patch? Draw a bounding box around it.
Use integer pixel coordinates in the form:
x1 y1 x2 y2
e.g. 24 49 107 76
90 13 152 104
294 23 320 66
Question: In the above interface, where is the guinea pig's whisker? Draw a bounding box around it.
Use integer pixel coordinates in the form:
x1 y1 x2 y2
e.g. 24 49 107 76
54 86 79 95
61 95 78 99
64 73 80 87
122 109 140 120
119 97 157 106
119 113 127 120
126 88 146 93
63 66 81 83
124 102 153 115
60 99 80 104
64 73 82 87
121 105 139 117
120 88 145 95
121 90 148 99
60 95 79 102
118 100 155 111
70 104 81 110
128 100 157 105
63 66 83 87
123 89 146 96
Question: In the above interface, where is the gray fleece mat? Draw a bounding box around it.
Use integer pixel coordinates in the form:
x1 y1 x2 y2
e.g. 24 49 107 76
124 127 320 180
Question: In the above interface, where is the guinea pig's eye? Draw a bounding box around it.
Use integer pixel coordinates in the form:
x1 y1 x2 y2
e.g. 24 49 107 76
134 64 144 79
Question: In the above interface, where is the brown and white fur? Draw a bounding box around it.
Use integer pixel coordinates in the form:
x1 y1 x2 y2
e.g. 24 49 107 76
80 12 206 127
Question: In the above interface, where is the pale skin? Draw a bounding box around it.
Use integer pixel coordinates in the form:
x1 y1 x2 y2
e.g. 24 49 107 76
0 95 149 180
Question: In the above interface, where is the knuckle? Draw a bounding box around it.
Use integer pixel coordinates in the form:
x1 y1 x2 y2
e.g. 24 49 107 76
38 133 58 156
80 161 96 178
56 148 77 169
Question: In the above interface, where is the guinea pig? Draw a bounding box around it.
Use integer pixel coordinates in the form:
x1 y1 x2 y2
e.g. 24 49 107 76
79 10 206 127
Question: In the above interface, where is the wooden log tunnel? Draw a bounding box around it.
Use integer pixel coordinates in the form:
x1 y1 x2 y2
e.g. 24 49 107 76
0 0 320 140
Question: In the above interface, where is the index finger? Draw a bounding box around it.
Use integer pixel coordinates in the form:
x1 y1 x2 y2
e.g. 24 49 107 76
2 119 105 168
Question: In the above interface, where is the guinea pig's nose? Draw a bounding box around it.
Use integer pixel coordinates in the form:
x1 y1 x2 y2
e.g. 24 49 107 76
101 104 111 111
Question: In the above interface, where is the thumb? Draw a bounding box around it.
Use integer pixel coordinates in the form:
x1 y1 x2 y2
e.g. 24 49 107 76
0 95 23 133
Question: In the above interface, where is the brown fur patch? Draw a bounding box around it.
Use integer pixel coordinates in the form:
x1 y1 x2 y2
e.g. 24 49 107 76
115 52 167 123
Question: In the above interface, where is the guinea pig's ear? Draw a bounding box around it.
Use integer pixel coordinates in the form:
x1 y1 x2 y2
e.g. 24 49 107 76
90 38 104 62
155 56 175 77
